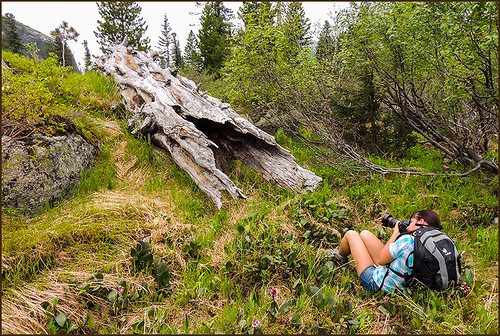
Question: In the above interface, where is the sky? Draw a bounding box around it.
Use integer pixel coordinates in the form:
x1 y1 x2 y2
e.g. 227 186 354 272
2 1 350 71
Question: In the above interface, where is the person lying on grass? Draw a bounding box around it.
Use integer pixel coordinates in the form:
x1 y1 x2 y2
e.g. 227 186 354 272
338 210 442 293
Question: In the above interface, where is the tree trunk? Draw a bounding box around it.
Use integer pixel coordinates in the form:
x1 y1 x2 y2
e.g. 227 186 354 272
61 42 66 67
96 41 321 208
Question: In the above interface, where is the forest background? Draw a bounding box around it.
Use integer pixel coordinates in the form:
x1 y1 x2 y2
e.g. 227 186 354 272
2 1 498 334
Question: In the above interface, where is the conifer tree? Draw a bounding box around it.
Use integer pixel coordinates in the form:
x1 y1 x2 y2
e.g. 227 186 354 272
197 1 233 77
275 1 289 26
94 1 150 53
315 20 335 63
184 30 201 69
157 13 172 68
281 2 311 58
224 2 282 108
2 13 23 54
49 33 77 69
50 21 79 68
83 40 92 71
24 42 40 62
171 33 184 68
50 33 64 64
238 1 274 28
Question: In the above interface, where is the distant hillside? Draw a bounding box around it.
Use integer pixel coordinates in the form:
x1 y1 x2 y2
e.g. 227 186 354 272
1 14 77 68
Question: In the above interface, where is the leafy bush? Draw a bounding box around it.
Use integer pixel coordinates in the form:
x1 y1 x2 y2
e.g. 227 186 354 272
1 10 497 333
225 221 308 287
2 51 71 136
2 51 121 138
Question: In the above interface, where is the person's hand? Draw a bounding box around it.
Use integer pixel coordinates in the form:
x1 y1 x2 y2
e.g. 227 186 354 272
392 223 400 236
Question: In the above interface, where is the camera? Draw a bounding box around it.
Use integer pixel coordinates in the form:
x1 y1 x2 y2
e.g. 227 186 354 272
382 213 410 232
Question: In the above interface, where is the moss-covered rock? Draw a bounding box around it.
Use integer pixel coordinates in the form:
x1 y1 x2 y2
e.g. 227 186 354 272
1 133 97 214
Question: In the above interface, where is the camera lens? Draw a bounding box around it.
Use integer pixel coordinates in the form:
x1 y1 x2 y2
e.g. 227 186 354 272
382 213 399 228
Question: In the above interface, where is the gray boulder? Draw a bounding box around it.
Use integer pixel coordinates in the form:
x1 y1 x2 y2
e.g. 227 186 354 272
2 133 97 214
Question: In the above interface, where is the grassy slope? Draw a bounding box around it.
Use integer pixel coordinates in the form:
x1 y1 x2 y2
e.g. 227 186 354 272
1 59 498 334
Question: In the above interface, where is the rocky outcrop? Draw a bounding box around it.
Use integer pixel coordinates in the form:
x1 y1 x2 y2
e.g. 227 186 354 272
1 133 97 214
1 15 77 68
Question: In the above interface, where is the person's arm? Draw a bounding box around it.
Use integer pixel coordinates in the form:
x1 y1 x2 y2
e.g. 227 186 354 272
375 225 400 265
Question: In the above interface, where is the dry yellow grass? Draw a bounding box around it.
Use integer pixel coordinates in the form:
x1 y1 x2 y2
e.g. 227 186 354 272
1 269 143 334
98 120 124 138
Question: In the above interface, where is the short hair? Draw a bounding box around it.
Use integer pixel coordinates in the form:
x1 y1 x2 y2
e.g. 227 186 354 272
412 210 442 230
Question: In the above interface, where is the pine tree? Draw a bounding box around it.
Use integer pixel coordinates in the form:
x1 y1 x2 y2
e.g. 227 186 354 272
224 2 283 108
83 40 92 71
184 30 201 69
281 2 311 58
171 33 184 68
94 1 150 53
49 33 77 69
275 1 287 26
238 1 275 28
238 1 261 26
50 21 79 67
315 20 336 63
2 13 23 54
50 33 64 64
197 1 233 77
157 13 172 68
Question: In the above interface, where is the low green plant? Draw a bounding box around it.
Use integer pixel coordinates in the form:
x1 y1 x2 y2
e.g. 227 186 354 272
470 226 498 266
131 240 154 273
290 195 349 248
130 240 172 293
226 221 307 287
2 51 70 136
2 51 121 139
106 280 130 315
41 296 79 333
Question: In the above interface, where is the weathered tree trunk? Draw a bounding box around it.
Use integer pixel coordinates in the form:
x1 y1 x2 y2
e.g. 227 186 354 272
96 40 321 208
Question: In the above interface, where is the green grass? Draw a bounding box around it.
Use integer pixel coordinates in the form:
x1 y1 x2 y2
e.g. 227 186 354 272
1 54 497 334
3 127 497 333
74 144 117 195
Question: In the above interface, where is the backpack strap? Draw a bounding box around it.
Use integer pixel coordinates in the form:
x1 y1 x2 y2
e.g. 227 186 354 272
377 265 391 292
395 230 412 241
388 264 410 280
405 250 414 270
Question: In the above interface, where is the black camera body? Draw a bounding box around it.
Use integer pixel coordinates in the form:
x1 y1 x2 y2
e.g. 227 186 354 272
382 213 410 233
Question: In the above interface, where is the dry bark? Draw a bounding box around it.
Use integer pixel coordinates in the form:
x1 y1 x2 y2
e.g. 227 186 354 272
96 40 321 208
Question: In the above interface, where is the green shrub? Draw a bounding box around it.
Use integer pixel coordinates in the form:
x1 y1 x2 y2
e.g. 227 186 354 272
2 51 121 138
2 51 70 136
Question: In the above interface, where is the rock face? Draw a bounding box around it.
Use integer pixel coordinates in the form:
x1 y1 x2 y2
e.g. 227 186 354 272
1 15 77 68
1 133 97 214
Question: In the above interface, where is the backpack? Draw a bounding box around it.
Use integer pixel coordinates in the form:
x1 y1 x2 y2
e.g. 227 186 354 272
404 226 462 290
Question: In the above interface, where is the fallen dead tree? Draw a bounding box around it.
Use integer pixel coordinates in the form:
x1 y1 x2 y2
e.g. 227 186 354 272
95 39 321 208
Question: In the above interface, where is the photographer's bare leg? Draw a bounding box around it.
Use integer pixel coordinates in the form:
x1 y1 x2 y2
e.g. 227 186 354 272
360 230 384 264
339 230 374 275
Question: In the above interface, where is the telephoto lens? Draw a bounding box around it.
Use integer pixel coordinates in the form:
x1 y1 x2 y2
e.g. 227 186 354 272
381 213 399 228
